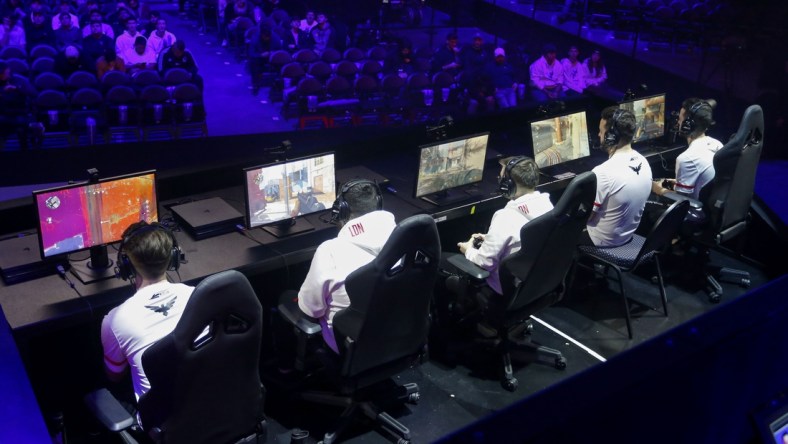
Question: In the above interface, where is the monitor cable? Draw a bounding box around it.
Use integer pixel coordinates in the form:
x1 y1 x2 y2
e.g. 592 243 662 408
56 264 93 318
235 224 291 288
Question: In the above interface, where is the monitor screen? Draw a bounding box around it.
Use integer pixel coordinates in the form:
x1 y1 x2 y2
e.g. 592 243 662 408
415 133 489 199
619 93 666 143
244 152 336 229
33 171 158 259
529 110 590 168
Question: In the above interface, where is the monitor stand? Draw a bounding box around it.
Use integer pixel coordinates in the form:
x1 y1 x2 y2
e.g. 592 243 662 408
262 217 315 238
540 164 577 181
420 188 480 207
71 245 116 284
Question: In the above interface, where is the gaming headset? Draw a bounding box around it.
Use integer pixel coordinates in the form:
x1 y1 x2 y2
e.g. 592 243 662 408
330 179 383 224
603 108 625 148
498 156 530 199
679 100 714 136
116 221 182 281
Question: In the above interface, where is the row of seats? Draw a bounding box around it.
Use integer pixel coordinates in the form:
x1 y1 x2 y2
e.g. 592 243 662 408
27 69 198 93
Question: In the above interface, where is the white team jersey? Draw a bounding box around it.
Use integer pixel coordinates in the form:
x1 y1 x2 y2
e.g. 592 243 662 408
674 135 722 200
101 281 194 400
465 191 554 294
588 148 652 247
298 210 396 352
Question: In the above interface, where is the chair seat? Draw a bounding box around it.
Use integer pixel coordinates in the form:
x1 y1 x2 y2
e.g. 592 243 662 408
579 235 655 269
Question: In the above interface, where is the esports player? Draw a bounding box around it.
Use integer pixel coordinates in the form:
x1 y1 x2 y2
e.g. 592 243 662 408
651 98 721 200
101 221 193 402
294 180 395 353
582 107 652 247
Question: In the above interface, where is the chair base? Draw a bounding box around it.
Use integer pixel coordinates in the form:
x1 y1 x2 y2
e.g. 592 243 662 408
493 333 567 392
705 267 751 303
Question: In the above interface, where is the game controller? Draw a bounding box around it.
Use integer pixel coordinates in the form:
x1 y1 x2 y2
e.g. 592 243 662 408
661 178 675 190
472 236 483 249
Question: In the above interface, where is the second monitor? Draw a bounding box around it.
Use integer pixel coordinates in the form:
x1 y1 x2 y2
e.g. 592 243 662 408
619 93 666 144
415 132 489 206
530 110 590 178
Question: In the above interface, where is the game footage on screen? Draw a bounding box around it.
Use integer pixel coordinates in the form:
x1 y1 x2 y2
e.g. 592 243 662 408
416 134 488 198
530 111 590 168
620 94 666 143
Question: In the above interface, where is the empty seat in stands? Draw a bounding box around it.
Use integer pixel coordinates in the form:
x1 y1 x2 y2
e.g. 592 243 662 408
66 71 99 91
0 46 26 60
307 61 332 83
33 89 71 147
132 70 162 88
34 72 65 91
5 58 29 77
30 57 55 77
69 88 106 145
321 47 341 64
367 45 388 62
105 85 141 143
139 84 174 140
28 44 57 60
293 49 319 66
101 70 132 91
343 47 365 62
172 83 207 138
162 68 193 86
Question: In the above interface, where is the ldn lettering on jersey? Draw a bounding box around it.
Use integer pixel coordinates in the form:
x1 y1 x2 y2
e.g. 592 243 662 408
349 223 365 237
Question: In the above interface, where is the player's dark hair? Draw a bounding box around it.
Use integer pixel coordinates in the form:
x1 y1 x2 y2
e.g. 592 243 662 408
602 105 636 147
345 182 381 219
122 222 173 280
510 158 539 191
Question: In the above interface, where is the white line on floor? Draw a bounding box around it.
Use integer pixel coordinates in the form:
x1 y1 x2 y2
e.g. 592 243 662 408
530 315 607 362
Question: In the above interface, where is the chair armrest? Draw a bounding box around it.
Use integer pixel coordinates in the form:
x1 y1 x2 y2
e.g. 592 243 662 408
661 191 702 210
84 388 135 432
447 254 490 282
277 299 322 336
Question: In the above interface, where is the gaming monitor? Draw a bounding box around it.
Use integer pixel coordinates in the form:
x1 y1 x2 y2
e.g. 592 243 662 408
619 93 666 144
529 110 591 171
243 152 336 236
33 170 157 282
415 132 489 206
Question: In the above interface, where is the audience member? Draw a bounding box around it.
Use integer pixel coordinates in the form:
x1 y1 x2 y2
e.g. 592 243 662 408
115 17 143 56
81 11 114 39
82 20 115 66
651 98 721 200
0 60 36 149
283 18 308 51
146 18 176 57
51 0 78 31
466 72 495 115
384 40 415 76
487 47 518 109
529 43 565 102
583 49 622 102
141 10 159 36
126 0 150 22
107 6 133 38
55 45 90 76
54 12 81 52
96 48 127 79
309 12 332 56
459 33 490 87
122 35 156 74
24 10 54 51
101 221 194 402
561 45 585 96
158 40 203 90
26 0 51 19
0 12 25 48
431 32 461 77
581 107 652 247
294 180 396 353
248 26 281 95
299 10 316 33
223 0 252 47
0 0 24 22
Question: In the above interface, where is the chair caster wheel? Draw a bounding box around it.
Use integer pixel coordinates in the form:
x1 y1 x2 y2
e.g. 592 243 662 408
502 378 518 392
397 439 410 444
407 392 420 404
708 292 721 303
555 357 567 370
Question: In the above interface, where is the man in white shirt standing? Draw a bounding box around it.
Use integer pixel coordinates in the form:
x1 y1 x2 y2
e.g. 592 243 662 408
583 107 653 247
295 180 396 353
101 222 193 402
651 98 722 200
561 45 586 96
529 43 565 102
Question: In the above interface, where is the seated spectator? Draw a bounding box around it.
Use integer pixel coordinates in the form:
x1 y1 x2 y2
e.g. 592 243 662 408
223 0 253 47
0 12 25 48
158 40 203 90
582 49 623 102
54 12 81 52
24 10 54 51
107 6 133 38
561 45 586 96
122 35 156 74
529 43 565 102
299 10 316 33
459 33 490 88
466 72 495 115
0 60 36 149
82 20 114 66
51 0 79 30
26 0 51 19
126 0 150 22
78 0 100 27
142 10 159 36
248 26 281 95
486 47 518 109
55 45 91 76
146 18 176 57
283 18 309 52
0 0 25 22
309 13 332 56
96 48 127 79
81 11 114 39
431 32 461 77
384 40 415 76
115 16 143 56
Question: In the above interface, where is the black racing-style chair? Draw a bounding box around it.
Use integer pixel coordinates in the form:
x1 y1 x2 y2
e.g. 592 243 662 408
278 214 440 444
85 270 267 444
446 172 596 391
662 104 764 302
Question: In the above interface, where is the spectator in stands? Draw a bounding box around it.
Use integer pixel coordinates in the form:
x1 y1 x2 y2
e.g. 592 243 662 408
54 12 81 52
248 26 281 96
82 20 114 66
529 43 564 102
81 11 114 39
459 33 490 87
262 0 287 16
283 17 308 52
158 40 203 90
78 0 100 27
582 49 622 102
107 6 133 38
299 10 316 33
115 17 143 56
146 18 176 57
0 12 25 48
126 0 149 22
122 35 156 74
466 72 495 115
223 0 252 47
431 32 461 78
293 180 396 353
487 47 518 109
0 0 24 22
141 10 159 36
26 0 51 19
651 98 721 200
96 47 126 79
581 106 652 247
24 10 54 51
309 12 332 56
55 45 90 76
561 45 585 96
384 40 415 76
0 60 36 149
51 0 78 31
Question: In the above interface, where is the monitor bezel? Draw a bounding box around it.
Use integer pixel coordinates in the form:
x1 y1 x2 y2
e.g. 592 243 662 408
618 92 667 144
413 131 491 199
32 169 158 261
527 109 591 168
242 151 336 230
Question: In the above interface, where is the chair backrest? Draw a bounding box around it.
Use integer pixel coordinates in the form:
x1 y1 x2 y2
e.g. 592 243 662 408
325 75 351 96
34 72 66 91
70 87 104 108
321 47 342 64
280 61 305 79
268 49 292 67
334 60 358 78
367 46 388 61
0 46 26 60
163 68 193 86
343 47 364 62
132 70 162 87
293 49 318 65
29 44 57 60
637 200 690 265
307 61 332 81
30 57 56 76
701 104 763 241
138 270 265 444
66 71 99 90
140 84 170 103
295 76 322 96
106 85 138 104
35 89 69 108
333 214 440 379
406 72 430 89
360 60 382 77
101 70 132 88
354 75 378 95
500 172 596 312
6 58 29 76
173 83 202 102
